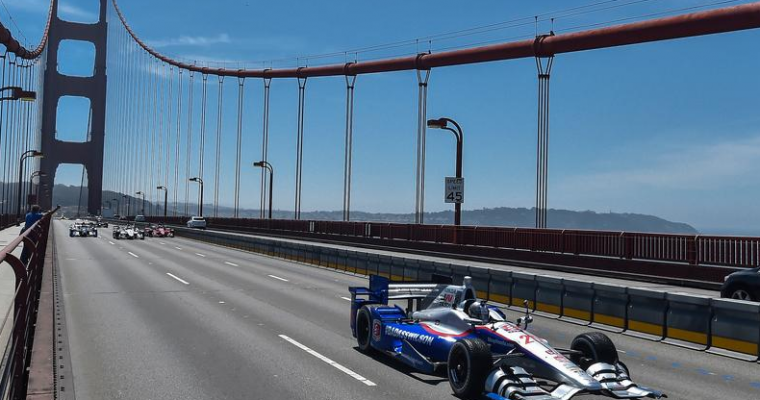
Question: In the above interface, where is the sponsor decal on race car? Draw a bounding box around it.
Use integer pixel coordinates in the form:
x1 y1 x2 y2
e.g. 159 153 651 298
372 320 382 341
384 326 435 346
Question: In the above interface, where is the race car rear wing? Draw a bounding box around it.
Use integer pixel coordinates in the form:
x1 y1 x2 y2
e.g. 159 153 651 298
349 275 453 337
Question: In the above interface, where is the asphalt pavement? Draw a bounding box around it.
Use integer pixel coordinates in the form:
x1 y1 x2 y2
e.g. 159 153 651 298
52 221 759 400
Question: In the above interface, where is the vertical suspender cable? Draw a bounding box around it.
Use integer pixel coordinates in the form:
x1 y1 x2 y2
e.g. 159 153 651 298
165 65 173 212
185 70 195 216
414 68 431 224
149 58 158 215
343 73 357 222
260 77 271 219
173 69 183 216
198 74 208 197
213 76 224 217
156 62 165 214
233 78 245 218
534 50 554 229
0 54 6 214
294 77 306 220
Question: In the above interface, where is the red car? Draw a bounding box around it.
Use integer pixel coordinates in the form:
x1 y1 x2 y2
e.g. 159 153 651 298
150 225 175 238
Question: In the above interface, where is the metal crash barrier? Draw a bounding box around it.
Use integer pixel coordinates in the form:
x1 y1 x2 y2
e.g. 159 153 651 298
172 226 760 361
0 207 57 399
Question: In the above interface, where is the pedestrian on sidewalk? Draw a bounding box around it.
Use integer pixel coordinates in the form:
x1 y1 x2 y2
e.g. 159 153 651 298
20 205 43 264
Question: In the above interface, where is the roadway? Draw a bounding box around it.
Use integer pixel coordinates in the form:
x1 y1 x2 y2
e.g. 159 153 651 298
51 220 759 400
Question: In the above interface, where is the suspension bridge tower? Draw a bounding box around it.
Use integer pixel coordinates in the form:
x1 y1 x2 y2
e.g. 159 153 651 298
38 0 108 215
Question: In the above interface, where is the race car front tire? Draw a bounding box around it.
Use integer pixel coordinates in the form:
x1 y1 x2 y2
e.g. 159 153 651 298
447 338 491 399
570 332 618 370
355 306 375 353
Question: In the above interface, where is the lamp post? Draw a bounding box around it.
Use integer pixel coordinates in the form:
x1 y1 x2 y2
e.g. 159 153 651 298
16 150 44 222
122 194 130 217
427 117 464 226
0 86 36 102
156 186 168 218
253 161 274 220
135 191 146 215
112 198 120 216
189 177 204 217
28 171 47 206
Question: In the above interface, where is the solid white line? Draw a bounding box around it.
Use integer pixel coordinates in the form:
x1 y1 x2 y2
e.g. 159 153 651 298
279 335 375 386
108 241 115 245
159 242 166 245
166 273 189 285
224 261 239 267
340 296 352 301
267 274 289 282
175 246 182 250
195 253 206 258
128 252 139 258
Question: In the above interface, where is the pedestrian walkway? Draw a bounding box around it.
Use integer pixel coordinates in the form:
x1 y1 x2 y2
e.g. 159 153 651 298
0 224 22 351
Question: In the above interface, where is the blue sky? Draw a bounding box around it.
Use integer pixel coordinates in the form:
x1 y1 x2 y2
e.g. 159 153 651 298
3 0 760 233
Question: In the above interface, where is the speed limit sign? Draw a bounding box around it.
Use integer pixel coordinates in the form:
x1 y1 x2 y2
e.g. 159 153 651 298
445 177 464 204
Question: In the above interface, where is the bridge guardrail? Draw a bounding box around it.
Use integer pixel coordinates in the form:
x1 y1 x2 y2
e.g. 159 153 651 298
171 225 760 362
144 216 757 271
0 207 57 399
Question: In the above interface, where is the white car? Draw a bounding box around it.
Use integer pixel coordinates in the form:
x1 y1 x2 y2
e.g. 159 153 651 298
187 216 207 229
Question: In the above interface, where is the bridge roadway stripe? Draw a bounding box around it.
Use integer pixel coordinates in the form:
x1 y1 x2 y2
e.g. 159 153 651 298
175 246 182 250
267 274 289 282
340 296 351 301
166 273 190 285
278 334 376 387
224 261 238 267
108 241 115 245
195 253 206 257
128 251 139 258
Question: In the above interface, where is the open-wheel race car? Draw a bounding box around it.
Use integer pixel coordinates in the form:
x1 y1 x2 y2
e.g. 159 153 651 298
349 275 665 400
147 224 174 238
69 222 98 237
112 225 145 240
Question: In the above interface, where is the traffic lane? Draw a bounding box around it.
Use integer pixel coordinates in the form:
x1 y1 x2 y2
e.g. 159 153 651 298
54 223 381 400
112 232 463 400
149 233 760 399
91 226 760 400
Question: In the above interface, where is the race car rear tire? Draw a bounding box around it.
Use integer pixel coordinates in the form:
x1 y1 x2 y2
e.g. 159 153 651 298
570 332 618 370
447 338 491 399
355 306 375 353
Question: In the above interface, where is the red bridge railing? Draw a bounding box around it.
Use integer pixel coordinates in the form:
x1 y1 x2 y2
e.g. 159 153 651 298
144 216 759 269
0 208 57 399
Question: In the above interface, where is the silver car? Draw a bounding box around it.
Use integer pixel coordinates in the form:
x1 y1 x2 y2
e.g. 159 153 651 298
186 216 207 229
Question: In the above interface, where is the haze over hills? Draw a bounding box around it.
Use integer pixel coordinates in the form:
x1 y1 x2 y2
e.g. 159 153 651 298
40 184 699 234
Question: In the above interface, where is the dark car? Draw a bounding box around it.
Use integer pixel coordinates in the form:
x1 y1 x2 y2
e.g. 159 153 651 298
721 267 760 301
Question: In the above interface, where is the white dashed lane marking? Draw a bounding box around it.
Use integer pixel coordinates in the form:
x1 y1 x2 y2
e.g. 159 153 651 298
195 253 206 258
175 246 182 250
128 252 139 258
224 261 238 267
279 335 376 387
108 241 115 245
267 274 289 282
340 297 352 301
166 273 189 285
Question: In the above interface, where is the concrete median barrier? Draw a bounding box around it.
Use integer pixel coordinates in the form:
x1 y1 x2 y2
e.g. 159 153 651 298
535 275 563 316
626 288 666 341
708 298 760 361
591 283 628 332
469 267 491 300
664 292 712 350
511 272 537 310
561 280 593 325
489 270 512 305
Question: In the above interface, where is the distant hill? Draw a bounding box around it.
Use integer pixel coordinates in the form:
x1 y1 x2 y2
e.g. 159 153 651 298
46 184 697 234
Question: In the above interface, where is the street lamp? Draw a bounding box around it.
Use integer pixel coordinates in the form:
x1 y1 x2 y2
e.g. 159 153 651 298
253 161 274 220
156 186 168 218
112 198 120 216
122 194 131 217
28 171 47 206
189 177 204 217
427 117 464 226
135 191 146 215
16 150 44 222
0 86 36 102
